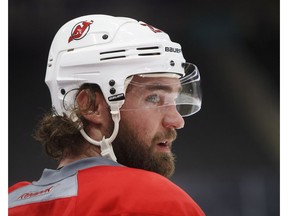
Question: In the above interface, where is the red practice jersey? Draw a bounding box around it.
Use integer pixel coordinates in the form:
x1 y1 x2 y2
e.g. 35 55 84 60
9 157 205 216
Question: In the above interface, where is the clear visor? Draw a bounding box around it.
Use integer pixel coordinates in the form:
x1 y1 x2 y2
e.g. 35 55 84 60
121 63 202 117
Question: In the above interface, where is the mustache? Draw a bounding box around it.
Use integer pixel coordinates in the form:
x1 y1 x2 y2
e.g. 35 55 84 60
152 130 177 143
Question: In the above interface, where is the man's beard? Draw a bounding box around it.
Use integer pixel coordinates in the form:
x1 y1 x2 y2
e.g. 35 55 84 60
112 122 177 178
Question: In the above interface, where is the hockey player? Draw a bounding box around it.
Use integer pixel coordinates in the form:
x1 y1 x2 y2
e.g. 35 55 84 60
9 14 205 215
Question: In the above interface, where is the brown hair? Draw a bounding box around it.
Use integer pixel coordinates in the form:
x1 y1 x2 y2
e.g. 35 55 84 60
33 84 101 161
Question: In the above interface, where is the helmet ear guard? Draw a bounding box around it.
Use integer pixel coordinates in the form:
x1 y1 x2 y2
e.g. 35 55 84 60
45 14 202 161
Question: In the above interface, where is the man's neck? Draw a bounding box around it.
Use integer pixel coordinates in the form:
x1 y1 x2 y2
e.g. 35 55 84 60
57 147 101 169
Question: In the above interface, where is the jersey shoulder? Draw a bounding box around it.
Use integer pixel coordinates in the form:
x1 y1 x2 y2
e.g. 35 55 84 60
77 165 205 216
9 181 31 193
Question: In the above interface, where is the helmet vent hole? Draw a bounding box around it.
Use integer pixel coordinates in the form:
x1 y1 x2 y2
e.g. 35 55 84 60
137 46 161 56
137 46 159 50
100 49 126 61
100 50 126 55
100 56 126 61
138 53 160 56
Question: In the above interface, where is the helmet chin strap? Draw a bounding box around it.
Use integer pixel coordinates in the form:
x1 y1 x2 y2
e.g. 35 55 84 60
79 105 121 162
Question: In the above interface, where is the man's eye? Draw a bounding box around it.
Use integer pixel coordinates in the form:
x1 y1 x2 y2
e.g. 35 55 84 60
146 94 160 104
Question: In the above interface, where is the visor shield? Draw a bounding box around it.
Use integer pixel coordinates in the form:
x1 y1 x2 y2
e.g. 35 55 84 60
121 63 201 117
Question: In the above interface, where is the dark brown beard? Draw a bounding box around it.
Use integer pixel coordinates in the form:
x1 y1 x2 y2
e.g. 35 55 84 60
112 122 177 178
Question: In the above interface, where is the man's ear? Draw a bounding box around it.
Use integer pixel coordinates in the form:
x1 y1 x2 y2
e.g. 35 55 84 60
76 89 106 124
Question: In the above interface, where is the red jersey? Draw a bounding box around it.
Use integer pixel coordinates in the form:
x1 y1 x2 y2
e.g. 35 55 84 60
9 157 205 216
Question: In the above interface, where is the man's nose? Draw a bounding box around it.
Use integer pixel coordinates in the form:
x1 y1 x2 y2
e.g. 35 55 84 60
162 106 185 129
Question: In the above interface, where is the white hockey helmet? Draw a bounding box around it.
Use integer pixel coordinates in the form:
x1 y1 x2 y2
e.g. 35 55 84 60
45 14 201 161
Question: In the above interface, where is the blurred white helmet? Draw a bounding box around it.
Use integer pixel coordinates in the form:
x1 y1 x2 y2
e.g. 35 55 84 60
45 14 201 161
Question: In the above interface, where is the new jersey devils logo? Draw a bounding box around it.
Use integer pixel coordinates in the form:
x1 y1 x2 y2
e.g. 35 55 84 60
68 20 93 43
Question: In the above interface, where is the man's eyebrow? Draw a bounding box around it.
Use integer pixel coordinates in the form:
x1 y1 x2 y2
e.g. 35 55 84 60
145 84 182 92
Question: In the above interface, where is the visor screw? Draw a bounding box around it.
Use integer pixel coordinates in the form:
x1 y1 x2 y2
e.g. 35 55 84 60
60 89 66 95
170 60 175 66
110 88 116 94
109 79 115 86
102 34 109 40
